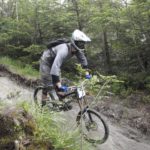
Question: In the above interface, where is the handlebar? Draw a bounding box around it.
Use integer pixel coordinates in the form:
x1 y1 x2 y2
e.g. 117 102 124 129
42 79 89 99
57 79 89 98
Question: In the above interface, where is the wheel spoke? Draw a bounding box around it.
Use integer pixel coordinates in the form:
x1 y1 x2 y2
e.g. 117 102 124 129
77 109 109 144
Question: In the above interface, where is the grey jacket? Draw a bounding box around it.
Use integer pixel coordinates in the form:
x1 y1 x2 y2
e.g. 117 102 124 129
41 43 88 76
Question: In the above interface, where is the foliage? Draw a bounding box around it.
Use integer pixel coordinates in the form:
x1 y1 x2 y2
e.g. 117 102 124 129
144 76 150 91
120 87 134 98
0 0 150 90
22 44 45 69
120 72 149 90
75 63 87 77
18 101 91 150
75 64 124 95
0 56 39 79
34 110 79 149
142 95 150 104
0 101 91 150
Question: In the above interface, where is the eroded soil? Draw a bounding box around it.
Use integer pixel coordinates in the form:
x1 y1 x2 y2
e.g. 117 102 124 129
0 67 150 150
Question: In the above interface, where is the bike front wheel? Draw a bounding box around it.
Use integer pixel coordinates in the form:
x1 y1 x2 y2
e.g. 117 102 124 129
76 109 109 144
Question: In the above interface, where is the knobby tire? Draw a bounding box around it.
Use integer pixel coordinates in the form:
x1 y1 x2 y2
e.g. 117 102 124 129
76 109 109 144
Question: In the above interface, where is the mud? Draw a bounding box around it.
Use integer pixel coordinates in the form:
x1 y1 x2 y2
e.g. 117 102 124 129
95 96 150 136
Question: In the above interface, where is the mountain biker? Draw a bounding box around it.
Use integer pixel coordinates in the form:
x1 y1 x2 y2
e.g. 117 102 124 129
40 29 91 106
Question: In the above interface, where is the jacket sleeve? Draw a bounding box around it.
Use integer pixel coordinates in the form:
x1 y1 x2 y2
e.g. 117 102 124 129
75 51 88 68
50 44 68 77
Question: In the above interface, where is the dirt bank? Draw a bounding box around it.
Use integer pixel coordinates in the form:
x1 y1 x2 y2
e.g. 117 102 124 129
95 94 150 136
1 64 150 136
1 64 150 150
0 64 40 88
0 67 150 150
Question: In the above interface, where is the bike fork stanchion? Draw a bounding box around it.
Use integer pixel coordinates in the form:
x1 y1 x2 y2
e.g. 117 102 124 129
80 83 85 150
80 97 83 150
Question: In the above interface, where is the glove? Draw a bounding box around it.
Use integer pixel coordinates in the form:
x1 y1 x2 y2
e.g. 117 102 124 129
85 74 92 79
59 85 68 92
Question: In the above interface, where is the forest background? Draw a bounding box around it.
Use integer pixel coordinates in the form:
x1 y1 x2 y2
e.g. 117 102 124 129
0 0 150 92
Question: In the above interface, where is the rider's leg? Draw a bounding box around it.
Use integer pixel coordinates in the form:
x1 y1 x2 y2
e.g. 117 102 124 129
42 89 48 107
40 60 52 106
49 89 59 100
48 71 60 101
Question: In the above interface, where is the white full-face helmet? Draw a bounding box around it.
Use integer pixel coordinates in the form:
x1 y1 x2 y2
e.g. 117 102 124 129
71 29 91 51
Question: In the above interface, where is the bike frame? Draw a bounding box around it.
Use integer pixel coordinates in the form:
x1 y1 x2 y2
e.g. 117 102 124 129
57 79 89 113
34 79 109 144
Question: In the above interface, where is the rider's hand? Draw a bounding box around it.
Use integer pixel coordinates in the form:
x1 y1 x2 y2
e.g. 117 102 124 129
59 85 68 92
85 70 92 79
85 74 92 79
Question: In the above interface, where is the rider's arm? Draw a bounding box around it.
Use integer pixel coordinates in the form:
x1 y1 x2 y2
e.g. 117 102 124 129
75 50 91 77
50 44 68 87
75 50 88 69
51 75 61 87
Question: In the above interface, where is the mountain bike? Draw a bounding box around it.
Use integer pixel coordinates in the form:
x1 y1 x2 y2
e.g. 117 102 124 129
33 79 109 144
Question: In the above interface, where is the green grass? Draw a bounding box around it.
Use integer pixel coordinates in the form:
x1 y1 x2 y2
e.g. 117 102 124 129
19 101 92 150
0 101 90 150
0 56 39 79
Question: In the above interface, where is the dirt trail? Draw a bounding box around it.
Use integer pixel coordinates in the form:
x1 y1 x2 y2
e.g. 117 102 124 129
0 72 150 150
63 105 150 150
0 76 33 104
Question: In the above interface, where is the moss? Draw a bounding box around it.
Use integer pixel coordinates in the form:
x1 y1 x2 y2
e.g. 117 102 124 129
0 138 15 150
0 105 37 149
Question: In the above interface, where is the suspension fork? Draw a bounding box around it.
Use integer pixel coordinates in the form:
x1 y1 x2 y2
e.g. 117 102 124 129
83 107 93 123
78 96 88 110
78 98 93 123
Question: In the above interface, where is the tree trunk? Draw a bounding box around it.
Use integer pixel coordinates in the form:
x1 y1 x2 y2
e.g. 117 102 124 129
137 53 147 72
71 0 82 30
103 30 112 74
1 0 4 17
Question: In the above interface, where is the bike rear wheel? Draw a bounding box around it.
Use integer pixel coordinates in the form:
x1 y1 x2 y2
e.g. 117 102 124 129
76 109 109 144
34 86 46 106
34 86 58 110
33 86 71 111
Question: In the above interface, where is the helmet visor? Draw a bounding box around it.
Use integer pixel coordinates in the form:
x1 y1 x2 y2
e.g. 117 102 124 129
75 41 85 50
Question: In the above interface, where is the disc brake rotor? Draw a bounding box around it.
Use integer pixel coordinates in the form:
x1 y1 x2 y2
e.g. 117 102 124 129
86 121 98 131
